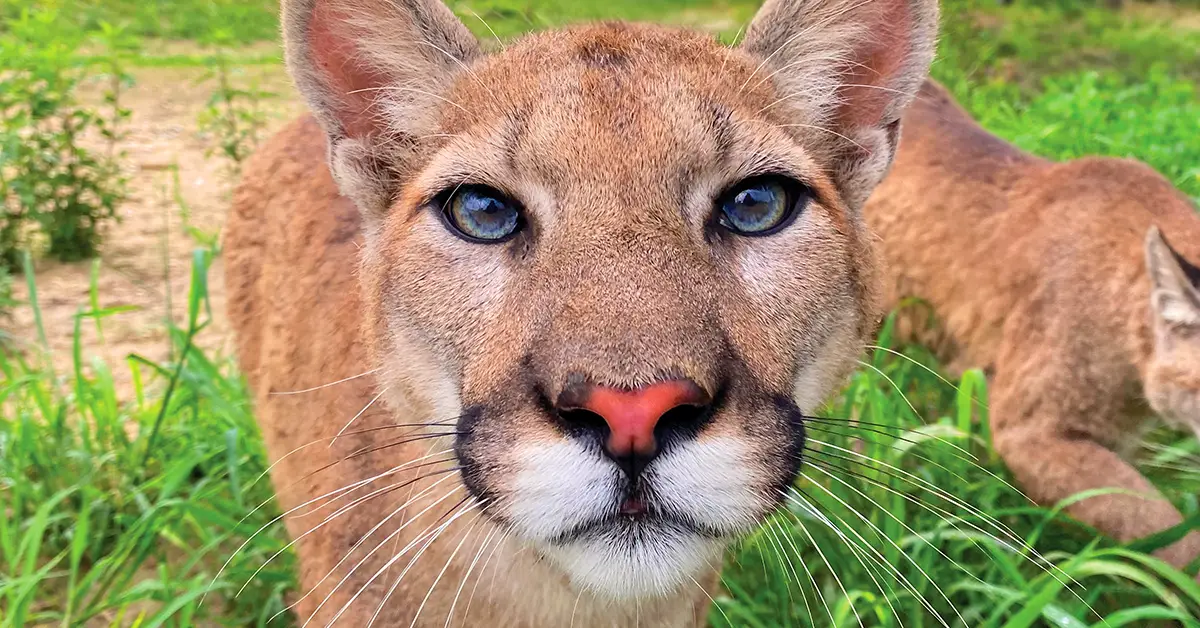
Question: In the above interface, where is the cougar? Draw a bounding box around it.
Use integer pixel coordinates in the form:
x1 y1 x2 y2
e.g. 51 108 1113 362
224 0 938 624
865 79 1200 572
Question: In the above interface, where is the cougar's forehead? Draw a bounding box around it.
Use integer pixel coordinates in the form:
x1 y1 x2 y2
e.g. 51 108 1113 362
425 23 835 207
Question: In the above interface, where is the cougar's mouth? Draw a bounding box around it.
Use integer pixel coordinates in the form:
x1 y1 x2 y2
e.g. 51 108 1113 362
452 383 807 598
544 482 730 546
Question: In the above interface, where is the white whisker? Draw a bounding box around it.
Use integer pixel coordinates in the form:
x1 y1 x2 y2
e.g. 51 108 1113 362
784 489 906 627
270 466 460 622
462 527 509 624
801 473 958 627
404 514 484 628
356 500 480 627
444 525 498 628
303 487 465 628
776 497 864 628
271 369 380 396
204 451 452 610
332 388 389 445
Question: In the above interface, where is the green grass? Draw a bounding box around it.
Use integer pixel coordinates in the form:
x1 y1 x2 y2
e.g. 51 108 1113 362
8 253 1200 627
0 0 281 44
1 252 292 626
4 0 1200 626
951 69 1200 200
714 326 1200 626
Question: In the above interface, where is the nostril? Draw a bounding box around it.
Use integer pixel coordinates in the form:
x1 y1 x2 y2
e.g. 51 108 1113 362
555 407 610 441
654 402 713 443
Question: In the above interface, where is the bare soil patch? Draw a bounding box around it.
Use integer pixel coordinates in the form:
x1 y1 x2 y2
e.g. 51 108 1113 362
6 64 304 394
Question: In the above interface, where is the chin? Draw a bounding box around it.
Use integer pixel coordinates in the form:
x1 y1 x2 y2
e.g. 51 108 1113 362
542 521 726 600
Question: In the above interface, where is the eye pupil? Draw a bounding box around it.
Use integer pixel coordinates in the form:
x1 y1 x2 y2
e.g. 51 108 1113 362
444 187 522 243
718 177 805 236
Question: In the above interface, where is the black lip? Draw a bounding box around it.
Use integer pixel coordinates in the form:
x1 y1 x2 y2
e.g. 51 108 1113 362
454 405 499 509
545 510 727 546
768 395 807 501
456 385 807 537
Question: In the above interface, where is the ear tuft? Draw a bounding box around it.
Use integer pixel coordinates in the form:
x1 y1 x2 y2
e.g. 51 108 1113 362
1146 226 1200 327
283 0 481 213
740 0 939 209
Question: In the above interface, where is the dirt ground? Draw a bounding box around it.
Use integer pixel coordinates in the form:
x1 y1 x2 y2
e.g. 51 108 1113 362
6 63 305 394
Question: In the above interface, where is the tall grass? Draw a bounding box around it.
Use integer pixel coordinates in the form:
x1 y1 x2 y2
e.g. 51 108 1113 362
6 253 1199 626
1 251 292 626
714 322 1200 626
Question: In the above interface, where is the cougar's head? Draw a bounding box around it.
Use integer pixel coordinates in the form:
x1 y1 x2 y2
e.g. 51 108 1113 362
284 0 937 600
1145 226 1200 440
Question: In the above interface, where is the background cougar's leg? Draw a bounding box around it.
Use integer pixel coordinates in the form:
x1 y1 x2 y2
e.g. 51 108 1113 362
990 302 1200 571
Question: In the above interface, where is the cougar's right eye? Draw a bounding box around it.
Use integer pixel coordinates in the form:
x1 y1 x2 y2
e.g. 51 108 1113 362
440 185 524 243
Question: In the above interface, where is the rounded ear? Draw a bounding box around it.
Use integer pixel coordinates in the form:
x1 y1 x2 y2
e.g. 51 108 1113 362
283 0 482 213
739 0 939 210
1146 226 1200 328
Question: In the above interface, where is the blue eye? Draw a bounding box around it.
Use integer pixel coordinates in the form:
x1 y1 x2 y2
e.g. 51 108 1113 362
717 177 807 236
442 186 523 243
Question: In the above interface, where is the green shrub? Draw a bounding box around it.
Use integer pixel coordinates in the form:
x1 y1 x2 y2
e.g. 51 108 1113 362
0 7 127 268
0 264 13 322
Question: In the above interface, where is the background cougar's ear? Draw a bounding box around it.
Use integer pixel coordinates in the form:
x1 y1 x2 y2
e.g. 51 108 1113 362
1146 226 1200 328
740 0 939 210
282 0 481 214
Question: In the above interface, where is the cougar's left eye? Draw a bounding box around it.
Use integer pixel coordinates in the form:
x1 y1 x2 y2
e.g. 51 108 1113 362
716 176 809 236
440 185 523 243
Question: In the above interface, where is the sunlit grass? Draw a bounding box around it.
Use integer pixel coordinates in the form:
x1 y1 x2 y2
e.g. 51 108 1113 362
1 252 292 627
6 252 1199 626
713 321 1200 626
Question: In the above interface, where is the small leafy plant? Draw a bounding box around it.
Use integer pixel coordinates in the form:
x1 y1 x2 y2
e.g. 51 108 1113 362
0 7 128 268
196 29 273 174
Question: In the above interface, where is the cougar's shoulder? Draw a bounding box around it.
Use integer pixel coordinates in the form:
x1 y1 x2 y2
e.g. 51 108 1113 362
226 115 363 397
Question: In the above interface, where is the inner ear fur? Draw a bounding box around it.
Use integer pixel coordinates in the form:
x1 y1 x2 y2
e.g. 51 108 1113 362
1146 226 1200 327
282 0 482 214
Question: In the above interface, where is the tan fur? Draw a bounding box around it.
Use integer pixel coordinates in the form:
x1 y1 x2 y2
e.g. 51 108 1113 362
225 0 938 624
865 79 1200 571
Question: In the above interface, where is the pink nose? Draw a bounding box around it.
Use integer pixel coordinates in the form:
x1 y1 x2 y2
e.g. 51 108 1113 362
558 379 710 458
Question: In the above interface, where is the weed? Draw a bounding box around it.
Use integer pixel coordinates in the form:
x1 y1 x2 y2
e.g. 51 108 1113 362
91 21 140 160
195 30 273 175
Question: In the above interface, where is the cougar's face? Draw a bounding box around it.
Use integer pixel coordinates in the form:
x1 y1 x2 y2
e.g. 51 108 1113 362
359 25 876 600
